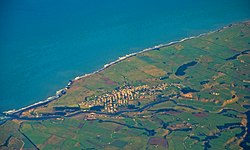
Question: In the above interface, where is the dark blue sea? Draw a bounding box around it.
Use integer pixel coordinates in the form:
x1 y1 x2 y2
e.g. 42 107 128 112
0 0 249 112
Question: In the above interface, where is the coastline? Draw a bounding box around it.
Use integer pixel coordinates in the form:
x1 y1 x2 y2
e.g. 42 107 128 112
2 21 245 116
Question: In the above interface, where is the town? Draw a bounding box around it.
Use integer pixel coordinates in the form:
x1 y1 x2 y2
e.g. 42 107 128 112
80 83 169 113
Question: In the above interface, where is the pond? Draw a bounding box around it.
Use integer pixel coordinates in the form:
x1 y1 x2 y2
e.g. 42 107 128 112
225 50 250 61
175 61 198 76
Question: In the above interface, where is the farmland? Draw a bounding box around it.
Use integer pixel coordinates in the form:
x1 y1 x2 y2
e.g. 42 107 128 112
0 22 250 149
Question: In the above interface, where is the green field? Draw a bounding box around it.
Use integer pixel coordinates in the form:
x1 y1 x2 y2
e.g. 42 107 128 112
1 22 250 149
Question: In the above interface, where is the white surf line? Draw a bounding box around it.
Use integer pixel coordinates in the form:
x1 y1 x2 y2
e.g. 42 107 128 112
3 21 241 115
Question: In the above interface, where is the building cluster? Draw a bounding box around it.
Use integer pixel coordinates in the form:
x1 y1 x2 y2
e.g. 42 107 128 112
82 83 168 113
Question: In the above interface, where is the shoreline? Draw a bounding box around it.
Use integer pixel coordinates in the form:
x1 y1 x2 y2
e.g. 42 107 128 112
2 21 246 116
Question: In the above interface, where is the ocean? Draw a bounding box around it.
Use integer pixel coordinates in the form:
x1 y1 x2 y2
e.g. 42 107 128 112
0 0 249 112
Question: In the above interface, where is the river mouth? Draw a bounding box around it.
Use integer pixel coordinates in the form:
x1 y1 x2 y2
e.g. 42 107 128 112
1 21 250 150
